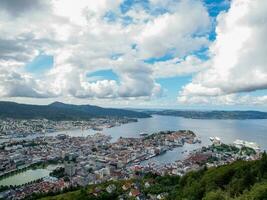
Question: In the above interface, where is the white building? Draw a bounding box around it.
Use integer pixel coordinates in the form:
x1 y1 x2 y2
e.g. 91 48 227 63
64 161 75 176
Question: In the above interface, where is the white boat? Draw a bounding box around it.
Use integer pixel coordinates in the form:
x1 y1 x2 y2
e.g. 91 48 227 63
139 132 148 137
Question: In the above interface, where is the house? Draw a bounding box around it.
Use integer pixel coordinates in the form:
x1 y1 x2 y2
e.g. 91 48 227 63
129 189 141 197
106 184 116 194
122 182 132 191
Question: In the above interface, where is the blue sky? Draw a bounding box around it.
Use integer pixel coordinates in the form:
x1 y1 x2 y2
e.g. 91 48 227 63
0 0 267 110
25 54 54 75
87 69 119 82
23 0 228 106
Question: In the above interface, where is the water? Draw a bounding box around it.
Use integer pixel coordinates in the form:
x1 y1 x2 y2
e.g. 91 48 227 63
4 115 267 149
0 165 61 186
141 143 201 165
47 115 267 164
2 115 267 179
47 115 267 149
107 115 267 149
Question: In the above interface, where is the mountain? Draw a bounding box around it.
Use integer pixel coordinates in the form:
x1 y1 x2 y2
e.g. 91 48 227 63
145 110 267 119
0 101 151 120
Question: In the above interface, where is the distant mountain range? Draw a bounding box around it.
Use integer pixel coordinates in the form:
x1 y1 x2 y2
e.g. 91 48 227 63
1 101 266 120
0 101 150 120
145 110 267 119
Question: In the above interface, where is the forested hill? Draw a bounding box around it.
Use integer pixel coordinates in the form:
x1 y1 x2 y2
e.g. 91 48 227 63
145 110 267 119
0 101 150 120
39 153 267 200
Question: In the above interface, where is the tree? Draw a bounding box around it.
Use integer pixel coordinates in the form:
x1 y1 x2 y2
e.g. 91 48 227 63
203 190 229 200
78 188 88 200
259 151 267 179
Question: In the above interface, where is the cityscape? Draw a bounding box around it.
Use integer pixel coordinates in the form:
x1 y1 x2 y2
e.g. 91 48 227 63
0 118 138 139
0 124 262 199
1 0 267 199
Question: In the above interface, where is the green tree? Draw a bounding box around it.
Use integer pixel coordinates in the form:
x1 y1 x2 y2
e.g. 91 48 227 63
259 151 267 179
202 190 229 200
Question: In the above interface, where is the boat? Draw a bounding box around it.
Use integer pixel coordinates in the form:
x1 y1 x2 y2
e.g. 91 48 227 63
139 132 148 137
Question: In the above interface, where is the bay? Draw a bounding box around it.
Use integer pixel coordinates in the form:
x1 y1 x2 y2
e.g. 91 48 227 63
50 115 267 149
2 115 267 185
3 115 267 165
48 115 267 164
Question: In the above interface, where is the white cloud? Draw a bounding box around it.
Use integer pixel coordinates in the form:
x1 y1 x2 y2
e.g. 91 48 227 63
152 55 208 78
115 54 162 98
0 0 212 103
136 0 211 59
0 0 49 17
76 80 119 98
178 93 267 106
52 0 122 26
0 69 55 98
178 0 267 105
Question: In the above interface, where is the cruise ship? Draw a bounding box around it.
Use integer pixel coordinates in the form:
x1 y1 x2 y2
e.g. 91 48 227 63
233 139 261 151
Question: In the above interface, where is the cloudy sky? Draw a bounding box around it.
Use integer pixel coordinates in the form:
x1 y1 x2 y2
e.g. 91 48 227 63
0 0 267 110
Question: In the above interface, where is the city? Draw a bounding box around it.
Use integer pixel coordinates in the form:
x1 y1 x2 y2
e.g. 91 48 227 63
0 129 261 199
0 118 138 139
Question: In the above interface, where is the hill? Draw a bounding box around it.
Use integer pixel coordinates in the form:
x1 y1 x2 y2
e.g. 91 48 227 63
37 153 267 200
0 101 150 120
145 110 267 119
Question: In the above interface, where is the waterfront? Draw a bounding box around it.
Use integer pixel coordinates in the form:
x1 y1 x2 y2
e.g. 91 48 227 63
0 165 61 186
23 115 267 165
1 115 267 187
2 115 267 150
0 130 199 190
1 116 265 198
103 115 267 148
2 115 266 164
48 115 267 150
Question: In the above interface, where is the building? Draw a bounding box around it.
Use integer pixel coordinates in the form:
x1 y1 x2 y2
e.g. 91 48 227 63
64 161 75 176
233 140 261 151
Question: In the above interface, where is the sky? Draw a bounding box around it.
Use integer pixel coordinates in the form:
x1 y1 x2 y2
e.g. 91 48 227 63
0 0 267 110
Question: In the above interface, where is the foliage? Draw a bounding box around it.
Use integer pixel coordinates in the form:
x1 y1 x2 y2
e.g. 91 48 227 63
49 167 65 178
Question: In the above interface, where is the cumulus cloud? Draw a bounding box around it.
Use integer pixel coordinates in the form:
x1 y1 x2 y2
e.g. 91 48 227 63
136 0 211 59
115 55 162 98
0 0 49 17
0 0 212 102
0 37 38 65
178 94 267 106
152 56 208 78
178 0 267 105
0 69 55 98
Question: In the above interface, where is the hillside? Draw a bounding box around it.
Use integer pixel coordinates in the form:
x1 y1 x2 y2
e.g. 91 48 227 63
145 110 267 119
0 101 150 120
37 153 267 200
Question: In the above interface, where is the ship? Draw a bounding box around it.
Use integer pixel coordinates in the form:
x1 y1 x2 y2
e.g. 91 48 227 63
139 132 149 137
